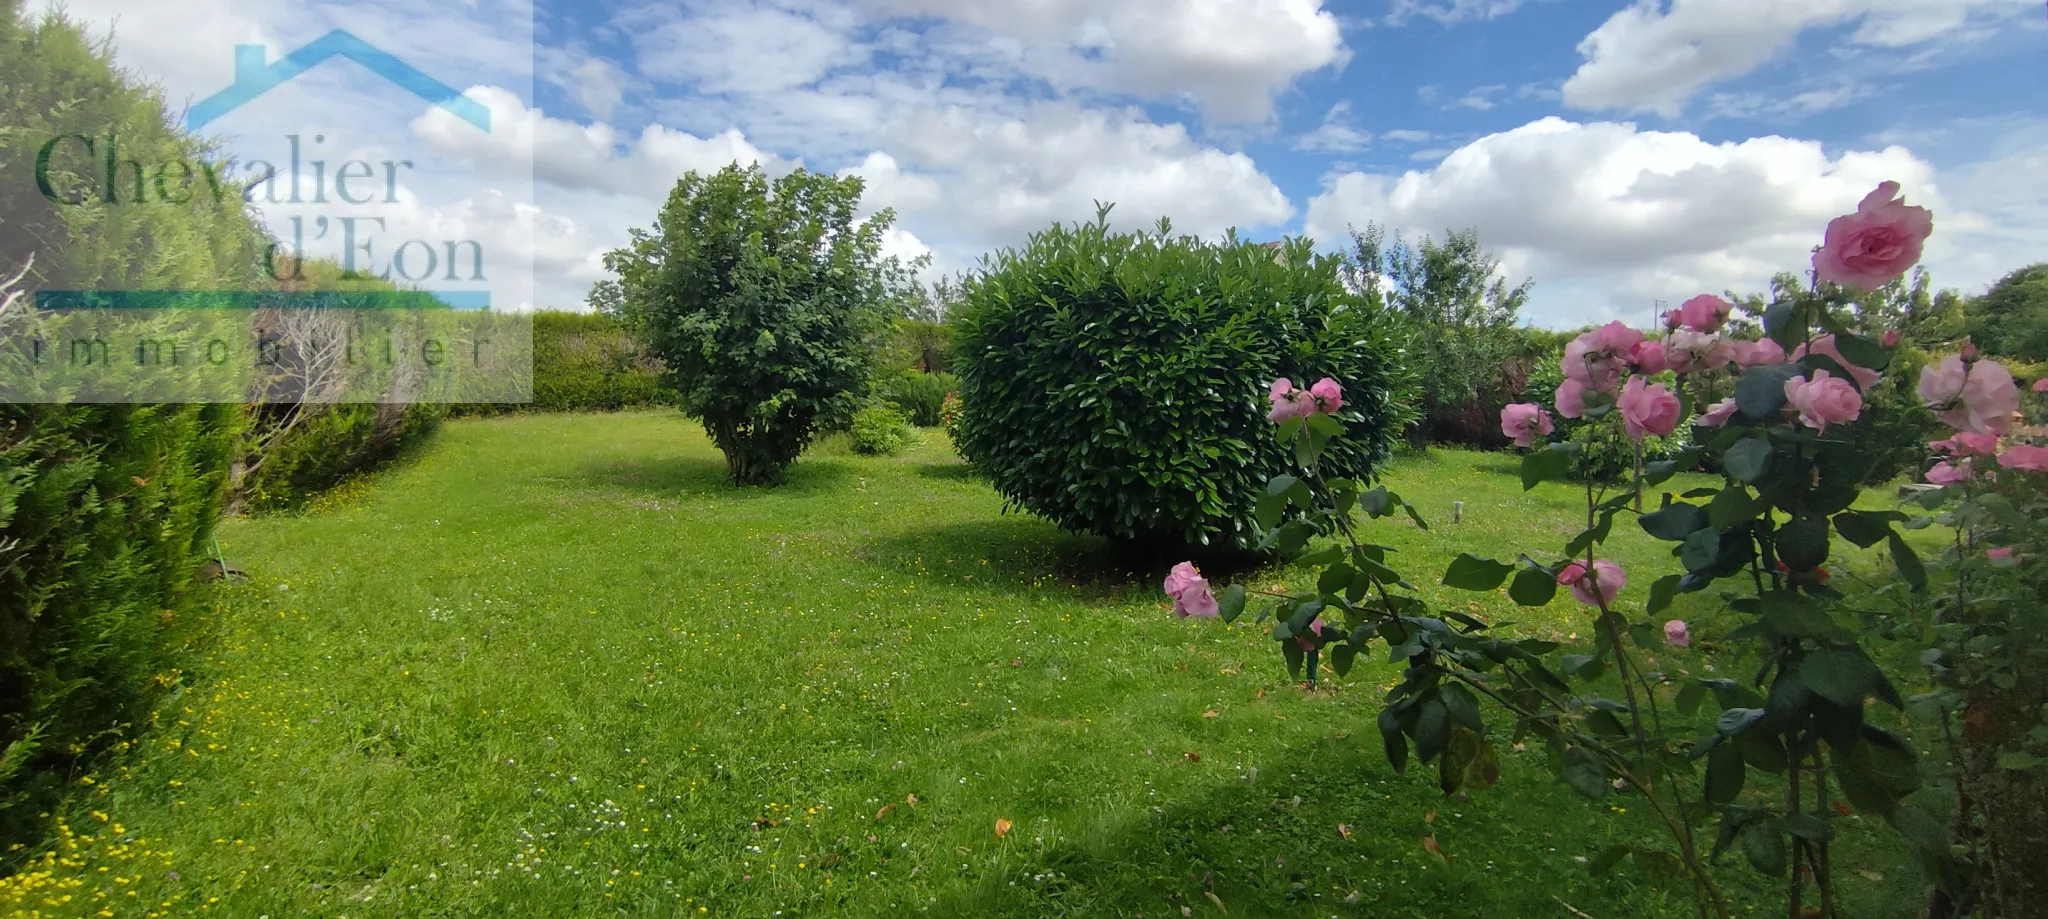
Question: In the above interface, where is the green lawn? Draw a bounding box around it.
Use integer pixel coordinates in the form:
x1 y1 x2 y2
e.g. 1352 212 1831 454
5 412 1935 918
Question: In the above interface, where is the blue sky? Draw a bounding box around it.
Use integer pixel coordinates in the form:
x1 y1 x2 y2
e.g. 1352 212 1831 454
40 0 2048 325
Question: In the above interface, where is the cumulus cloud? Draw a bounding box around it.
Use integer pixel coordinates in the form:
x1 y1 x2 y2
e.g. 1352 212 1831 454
1293 102 1373 154
1304 117 1944 325
872 102 1294 263
1563 0 2034 117
869 0 1348 122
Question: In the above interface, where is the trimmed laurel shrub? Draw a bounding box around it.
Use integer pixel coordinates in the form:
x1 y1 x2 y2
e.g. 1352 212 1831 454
0 5 269 846
953 214 1413 550
849 402 912 456
879 370 957 426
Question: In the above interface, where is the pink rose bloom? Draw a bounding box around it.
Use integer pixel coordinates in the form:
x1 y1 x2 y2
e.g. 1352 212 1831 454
1664 330 1732 374
1630 340 1668 376
1929 432 2000 458
1267 378 1317 423
1925 459 1972 486
1999 445 2048 473
1562 340 1627 393
1663 620 1690 649
1987 547 2016 563
2034 378 2048 393
1308 377 1343 413
1555 377 1592 419
1164 561 1219 619
1918 356 2020 435
1729 338 1786 369
1295 616 1326 652
1617 376 1682 441
1500 403 1555 448
1791 335 1881 391
1882 329 1902 348
1557 560 1626 607
1696 397 1739 428
1784 370 1864 432
1662 309 1685 331
1676 295 1731 333
1813 181 1934 290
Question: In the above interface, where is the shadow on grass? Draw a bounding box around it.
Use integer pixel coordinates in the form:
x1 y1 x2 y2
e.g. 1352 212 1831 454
912 460 979 482
577 452 855 498
852 517 1147 598
922 731 1660 919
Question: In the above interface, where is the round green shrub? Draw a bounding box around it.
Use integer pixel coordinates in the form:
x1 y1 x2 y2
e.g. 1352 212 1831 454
952 216 1413 551
849 402 913 456
880 370 958 426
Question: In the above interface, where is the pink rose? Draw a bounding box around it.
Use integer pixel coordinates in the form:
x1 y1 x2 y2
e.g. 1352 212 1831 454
1729 338 1786 369
1998 445 2048 473
1664 330 1732 374
1617 376 1682 441
1308 377 1343 413
1267 378 1317 423
1557 560 1625 607
1784 370 1864 432
1562 333 1631 393
1630 340 1668 376
1500 403 1555 449
1676 295 1731 333
1164 561 1219 619
1925 459 1972 486
1663 620 1690 649
1813 181 1934 290
1929 432 2000 458
1555 377 1592 419
1696 397 1739 428
1918 356 2020 435
2034 378 2048 394
1295 616 1326 652
1882 329 1901 348
1791 335 1881 391
1987 547 2017 564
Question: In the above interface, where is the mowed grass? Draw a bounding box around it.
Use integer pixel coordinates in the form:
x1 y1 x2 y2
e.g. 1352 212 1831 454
7 412 1936 918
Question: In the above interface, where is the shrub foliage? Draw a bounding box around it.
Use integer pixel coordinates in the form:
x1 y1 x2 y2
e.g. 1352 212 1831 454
600 164 910 485
0 5 270 843
848 402 913 456
878 370 957 427
953 210 1412 551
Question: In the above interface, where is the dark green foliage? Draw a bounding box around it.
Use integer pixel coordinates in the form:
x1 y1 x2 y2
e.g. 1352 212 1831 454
459 311 671 415
235 402 444 512
1347 224 1532 447
848 402 912 456
600 164 914 485
1967 263 2048 360
0 4 271 845
952 210 1413 551
878 370 957 427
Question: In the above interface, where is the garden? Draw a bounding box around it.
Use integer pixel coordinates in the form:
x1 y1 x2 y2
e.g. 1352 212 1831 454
6 6 2048 919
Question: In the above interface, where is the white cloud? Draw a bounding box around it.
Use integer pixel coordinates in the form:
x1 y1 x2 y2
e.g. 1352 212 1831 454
1385 0 1528 27
1382 129 1433 144
630 2 871 94
1304 117 1950 326
876 103 1293 253
1293 101 1373 154
870 0 1348 122
1563 0 2034 117
411 87 791 199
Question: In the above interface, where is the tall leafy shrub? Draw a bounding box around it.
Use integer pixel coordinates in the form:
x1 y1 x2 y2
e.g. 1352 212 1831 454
879 370 956 426
599 164 913 485
953 210 1413 551
459 311 669 415
0 3 270 844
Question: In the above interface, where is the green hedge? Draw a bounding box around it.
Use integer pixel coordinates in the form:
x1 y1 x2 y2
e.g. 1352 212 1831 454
0 4 271 845
954 217 1414 552
457 311 671 415
878 370 957 426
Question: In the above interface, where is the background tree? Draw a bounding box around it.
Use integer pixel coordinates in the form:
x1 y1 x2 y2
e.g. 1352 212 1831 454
600 164 912 485
1966 263 2048 360
1347 223 1532 446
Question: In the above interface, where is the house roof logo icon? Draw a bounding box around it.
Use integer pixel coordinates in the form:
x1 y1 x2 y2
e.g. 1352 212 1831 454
186 29 492 133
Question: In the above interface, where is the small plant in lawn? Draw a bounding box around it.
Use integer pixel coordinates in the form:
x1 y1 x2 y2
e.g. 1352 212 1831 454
849 402 914 456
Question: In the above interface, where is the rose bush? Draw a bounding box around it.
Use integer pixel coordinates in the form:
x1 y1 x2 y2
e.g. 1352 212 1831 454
1175 182 1981 918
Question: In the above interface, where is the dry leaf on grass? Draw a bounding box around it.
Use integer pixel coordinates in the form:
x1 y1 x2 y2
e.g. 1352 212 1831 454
995 818 1012 838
